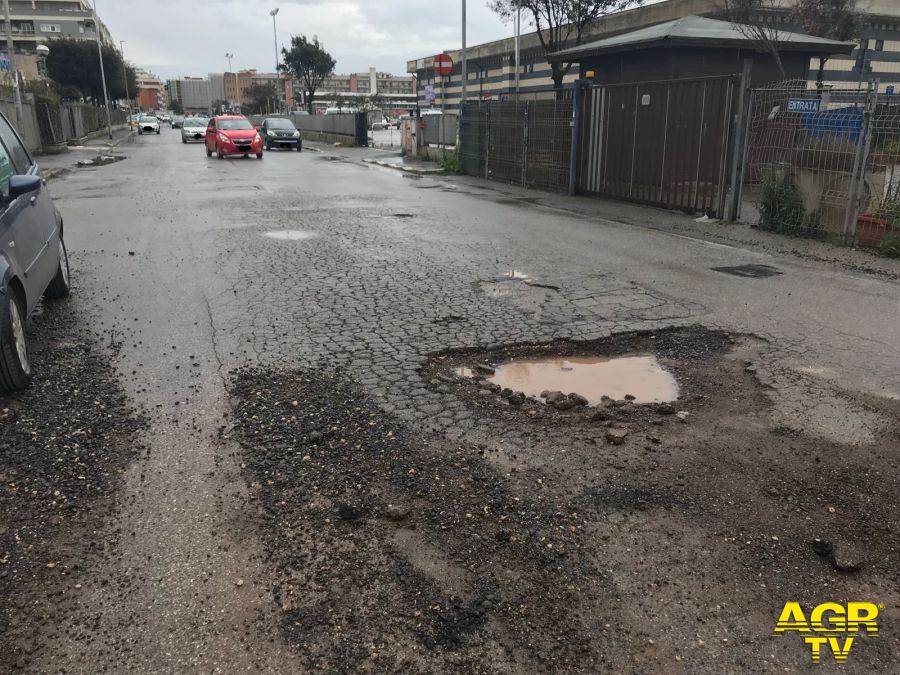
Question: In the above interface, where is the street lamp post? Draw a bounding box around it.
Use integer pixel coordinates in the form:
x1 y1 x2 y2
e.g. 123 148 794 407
461 0 466 105
2 0 22 122
90 0 112 139
270 8 280 113
225 52 233 73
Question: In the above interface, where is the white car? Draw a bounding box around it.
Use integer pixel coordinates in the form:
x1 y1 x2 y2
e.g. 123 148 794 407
137 115 160 135
181 116 210 143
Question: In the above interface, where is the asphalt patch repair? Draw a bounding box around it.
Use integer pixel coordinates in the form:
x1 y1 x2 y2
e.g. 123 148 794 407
229 326 899 671
0 302 145 671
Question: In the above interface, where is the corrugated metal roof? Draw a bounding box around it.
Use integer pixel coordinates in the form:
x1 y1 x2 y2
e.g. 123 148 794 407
549 15 856 62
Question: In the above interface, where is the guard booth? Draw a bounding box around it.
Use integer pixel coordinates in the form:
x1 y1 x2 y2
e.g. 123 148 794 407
550 16 854 218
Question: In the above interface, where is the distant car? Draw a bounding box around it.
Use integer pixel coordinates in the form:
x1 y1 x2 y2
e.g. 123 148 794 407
205 115 263 159
260 117 301 151
158 114 171 123
370 118 391 131
0 111 70 392
172 115 185 129
137 115 160 135
181 116 209 143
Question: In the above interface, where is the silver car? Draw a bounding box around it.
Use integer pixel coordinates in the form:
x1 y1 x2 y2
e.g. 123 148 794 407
137 115 160 135
181 117 210 143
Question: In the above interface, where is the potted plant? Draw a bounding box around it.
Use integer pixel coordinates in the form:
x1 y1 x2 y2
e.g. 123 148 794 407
858 184 900 248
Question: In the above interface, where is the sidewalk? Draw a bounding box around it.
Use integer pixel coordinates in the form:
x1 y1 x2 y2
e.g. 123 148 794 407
38 126 135 179
362 153 443 175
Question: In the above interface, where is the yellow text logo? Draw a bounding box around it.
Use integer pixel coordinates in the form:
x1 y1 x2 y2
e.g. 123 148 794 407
774 601 881 663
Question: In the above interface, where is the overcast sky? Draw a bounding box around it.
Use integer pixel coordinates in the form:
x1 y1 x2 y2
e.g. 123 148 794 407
102 0 514 80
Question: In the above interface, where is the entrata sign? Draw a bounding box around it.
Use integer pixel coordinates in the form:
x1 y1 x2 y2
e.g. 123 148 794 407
434 53 453 77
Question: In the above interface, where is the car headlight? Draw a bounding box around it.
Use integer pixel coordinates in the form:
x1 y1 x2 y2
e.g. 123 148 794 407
267 131 275 137
293 130 300 137
254 133 261 142
218 133 229 143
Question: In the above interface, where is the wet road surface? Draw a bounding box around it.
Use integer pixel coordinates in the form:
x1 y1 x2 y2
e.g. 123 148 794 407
2 128 898 671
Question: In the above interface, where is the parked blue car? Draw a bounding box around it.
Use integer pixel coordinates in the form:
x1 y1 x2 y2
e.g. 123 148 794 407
0 111 70 393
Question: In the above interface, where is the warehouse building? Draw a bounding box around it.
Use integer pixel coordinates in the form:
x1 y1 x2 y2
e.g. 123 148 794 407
408 0 900 109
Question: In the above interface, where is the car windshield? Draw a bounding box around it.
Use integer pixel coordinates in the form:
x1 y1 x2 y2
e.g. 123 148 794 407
219 119 253 130
266 119 294 129
185 118 208 127
140 116 157 123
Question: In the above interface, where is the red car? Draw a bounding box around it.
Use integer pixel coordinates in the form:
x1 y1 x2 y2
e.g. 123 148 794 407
205 115 263 159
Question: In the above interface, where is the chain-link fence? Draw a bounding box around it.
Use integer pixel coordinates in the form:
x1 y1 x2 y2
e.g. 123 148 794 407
743 79 900 248
36 101 64 146
459 100 573 191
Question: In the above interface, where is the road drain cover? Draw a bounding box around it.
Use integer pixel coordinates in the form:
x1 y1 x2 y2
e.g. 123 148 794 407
712 264 782 278
479 355 678 404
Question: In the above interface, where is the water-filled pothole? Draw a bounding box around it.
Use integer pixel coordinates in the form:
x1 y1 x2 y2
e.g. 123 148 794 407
262 230 317 241
483 355 678 404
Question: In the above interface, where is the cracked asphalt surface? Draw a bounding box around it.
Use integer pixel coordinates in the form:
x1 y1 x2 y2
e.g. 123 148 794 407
1 129 898 672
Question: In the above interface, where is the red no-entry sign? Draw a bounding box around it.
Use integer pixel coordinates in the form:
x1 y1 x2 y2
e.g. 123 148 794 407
434 53 453 77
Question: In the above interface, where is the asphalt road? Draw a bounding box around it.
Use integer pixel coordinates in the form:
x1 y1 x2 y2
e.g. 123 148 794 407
7 128 899 671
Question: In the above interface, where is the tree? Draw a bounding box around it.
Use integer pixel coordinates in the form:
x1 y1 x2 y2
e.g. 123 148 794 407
45 37 134 104
721 0 789 79
489 0 639 96
793 0 859 86
170 99 184 115
364 92 386 111
280 35 336 114
244 82 277 114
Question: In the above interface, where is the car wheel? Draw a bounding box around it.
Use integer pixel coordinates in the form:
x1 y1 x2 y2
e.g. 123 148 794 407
206 145 212 157
138 129 143 135
217 146 225 159
265 139 271 151
182 137 187 144
44 239 70 300
0 287 31 393
297 142 302 152
257 152 263 159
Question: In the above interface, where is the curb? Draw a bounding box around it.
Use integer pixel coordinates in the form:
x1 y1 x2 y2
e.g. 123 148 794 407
363 157 444 176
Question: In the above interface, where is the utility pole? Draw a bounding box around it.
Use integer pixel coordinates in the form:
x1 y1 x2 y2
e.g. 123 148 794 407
120 40 131 113
461 0 467 105
270 8 280 113
226 52 233 73
90 1 112 139
2 0 22 122
514 6 521 100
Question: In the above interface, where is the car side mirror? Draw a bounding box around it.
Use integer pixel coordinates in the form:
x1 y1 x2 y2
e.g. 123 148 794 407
8 175 41 199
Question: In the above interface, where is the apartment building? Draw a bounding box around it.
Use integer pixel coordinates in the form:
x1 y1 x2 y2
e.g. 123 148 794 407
408 0 900 109
134 69 166 112
320 67 415 97
2 0 114 80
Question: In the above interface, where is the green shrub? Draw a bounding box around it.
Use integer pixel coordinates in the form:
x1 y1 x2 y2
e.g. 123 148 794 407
441 146 462 175
758 170 807 236
878 232 900 258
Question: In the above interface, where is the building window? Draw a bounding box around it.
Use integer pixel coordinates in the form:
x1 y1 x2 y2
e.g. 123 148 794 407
876 39 884 52
40 24 61 33
859 38 869 51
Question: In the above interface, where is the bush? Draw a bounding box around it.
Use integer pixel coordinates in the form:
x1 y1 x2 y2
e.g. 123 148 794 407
878 232 900 258
758 170 807 235
441 146 462 175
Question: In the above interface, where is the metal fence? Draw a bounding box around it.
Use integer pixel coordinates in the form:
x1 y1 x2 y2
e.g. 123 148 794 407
742 79 900 247
459 100 573 191
421 113 458 146
579 76 737 218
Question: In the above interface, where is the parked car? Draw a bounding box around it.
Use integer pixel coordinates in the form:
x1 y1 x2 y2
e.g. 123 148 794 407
181 116 210 143
0 111 70 393
370 118 391 131
260 117 301 151
137 115 160 135
172 115 185 129
158 114 171 124
205 115 263 159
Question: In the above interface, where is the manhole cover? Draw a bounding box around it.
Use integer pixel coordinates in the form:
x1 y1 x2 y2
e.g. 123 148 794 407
712 264 782 278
